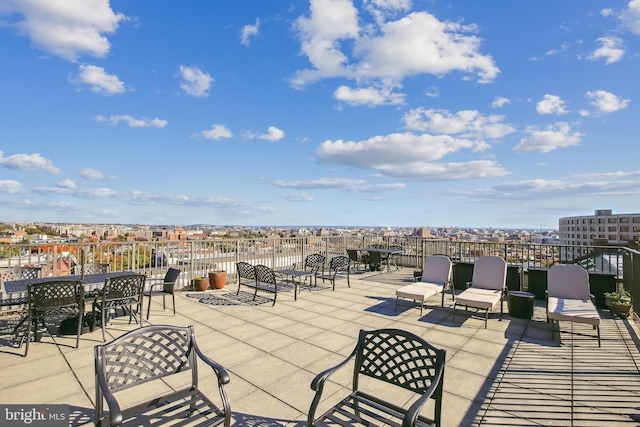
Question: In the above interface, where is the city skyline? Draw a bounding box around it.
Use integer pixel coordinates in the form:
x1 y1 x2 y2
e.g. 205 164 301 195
1 1 639 228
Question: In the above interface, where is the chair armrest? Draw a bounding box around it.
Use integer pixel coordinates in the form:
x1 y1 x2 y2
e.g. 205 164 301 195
465 281 472 289
192 339 231 385
308 346 358 424
402 359 445 427
95 364 124 427
589 293 596 305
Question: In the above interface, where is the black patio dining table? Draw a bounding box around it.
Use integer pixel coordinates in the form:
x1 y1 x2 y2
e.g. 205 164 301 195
3 271 136 296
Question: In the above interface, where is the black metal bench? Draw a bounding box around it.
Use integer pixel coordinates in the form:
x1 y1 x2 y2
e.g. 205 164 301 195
94 324 231 426
236 262 280 305
308 328 446 427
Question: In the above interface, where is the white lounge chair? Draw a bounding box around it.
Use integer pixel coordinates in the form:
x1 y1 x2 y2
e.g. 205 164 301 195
546 264 601 347
453 255 507 328
395 255 453 315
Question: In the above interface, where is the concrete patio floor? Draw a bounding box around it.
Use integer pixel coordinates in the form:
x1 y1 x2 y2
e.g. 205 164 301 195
1 267 640 426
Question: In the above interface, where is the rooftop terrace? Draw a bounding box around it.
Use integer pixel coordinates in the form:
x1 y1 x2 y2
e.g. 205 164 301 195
1 267 640 426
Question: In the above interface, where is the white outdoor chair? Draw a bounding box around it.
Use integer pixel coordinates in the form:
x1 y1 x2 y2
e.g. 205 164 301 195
453 256 507 328
395 255 454 315
546 264 601 347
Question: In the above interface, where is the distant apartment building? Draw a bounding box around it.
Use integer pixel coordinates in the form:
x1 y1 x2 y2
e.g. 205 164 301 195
559 209 640 247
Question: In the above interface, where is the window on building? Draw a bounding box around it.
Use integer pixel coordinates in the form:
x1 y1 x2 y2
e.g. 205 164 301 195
620 217 629 223
608 226 617 232
608 218 617 223
620 235 630 241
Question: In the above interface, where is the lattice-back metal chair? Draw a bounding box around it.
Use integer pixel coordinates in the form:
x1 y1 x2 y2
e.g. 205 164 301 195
317 255 351 290
295 253 325 287
254 264 279 306
92 274 146 342
308 328 446 426
144 267 181 319
1 266 43 309
20 280 84 357
95 325 232 427
73 263 110 275
236 261 256 295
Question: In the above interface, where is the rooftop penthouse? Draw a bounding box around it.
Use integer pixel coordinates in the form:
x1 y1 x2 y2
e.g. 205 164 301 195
1 236 639 425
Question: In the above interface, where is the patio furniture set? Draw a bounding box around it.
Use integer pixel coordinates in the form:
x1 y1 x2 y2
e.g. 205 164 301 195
0 252 604 425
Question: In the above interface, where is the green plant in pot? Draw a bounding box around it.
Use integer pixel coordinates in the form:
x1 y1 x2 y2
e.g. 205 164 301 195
604 289 632 317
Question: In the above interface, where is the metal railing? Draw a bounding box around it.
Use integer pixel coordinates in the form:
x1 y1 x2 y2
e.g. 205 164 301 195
2 236 638 315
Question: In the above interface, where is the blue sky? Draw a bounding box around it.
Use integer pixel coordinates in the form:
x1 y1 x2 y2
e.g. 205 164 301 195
0 0 639 229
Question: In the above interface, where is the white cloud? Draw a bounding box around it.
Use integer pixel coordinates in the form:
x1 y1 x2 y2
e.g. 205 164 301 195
402 108 515 140
279 192 314 201
619 0 640 35
79 168 111 179
536 94 568 115
379 160 509 181
514 122 584 153
491 97 511 109
274 177 366 189
179 65 214 97
200 124 233 140
291 2 498 91
334 85 404 106
258 126 285 141
56 179 76 189
318 133 471 166
240 18 260 46
587 36 624 64
0 0 126 61
585 90 630 113
95 114 168 128
0 180 25 194
73 65 125 95
0 151 61 173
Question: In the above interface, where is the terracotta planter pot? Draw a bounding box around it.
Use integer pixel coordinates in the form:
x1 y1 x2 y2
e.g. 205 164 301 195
194 278 209 291
209 271 227 289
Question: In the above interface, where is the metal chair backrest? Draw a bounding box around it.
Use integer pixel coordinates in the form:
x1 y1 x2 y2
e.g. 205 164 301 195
236 262 256 281
330 256 350 273
346 249 360 263
162 268 181 293
100 274 145 304
1 266 42 282
304 254 325 272
355 328 445 401
471 256 507 290
548 264 591 300
96 325 196 394
254 264 276 285
28 280 83 313
421 256 453 284
73 263 110 275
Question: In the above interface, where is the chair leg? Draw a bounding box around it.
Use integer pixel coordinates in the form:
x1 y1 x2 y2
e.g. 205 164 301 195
162 295 166 310
101 309 106 342
597 325 601 347
171 294 176 315
146 294 152 319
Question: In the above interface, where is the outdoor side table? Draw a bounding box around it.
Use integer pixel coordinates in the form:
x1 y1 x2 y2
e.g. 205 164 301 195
508 291 535 319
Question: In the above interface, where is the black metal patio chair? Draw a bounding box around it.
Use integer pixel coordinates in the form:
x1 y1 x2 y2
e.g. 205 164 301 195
317 255 351 290
144 267 181 319
20 280 84 357
94 324 232 426
308 328 446 426
92 274 146 342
